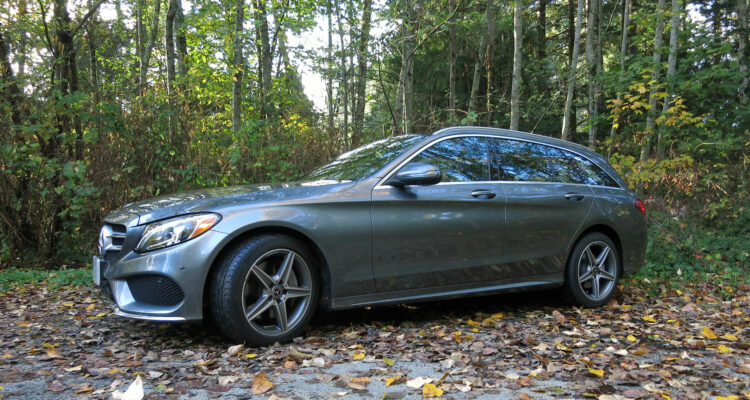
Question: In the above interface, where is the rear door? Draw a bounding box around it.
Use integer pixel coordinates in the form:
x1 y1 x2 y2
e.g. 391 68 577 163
371 135 506 292
489 138 594 278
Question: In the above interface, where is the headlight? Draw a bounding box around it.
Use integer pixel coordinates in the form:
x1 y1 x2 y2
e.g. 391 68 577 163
136 213 221 252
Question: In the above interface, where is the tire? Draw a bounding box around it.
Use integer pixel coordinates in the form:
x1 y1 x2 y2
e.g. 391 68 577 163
209 234 319 345
564 232 620 308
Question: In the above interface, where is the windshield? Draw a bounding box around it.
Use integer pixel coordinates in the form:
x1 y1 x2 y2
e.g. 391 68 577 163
304 135 423 181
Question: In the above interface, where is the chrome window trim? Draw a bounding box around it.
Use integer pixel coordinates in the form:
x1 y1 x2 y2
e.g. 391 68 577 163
374 133 624 190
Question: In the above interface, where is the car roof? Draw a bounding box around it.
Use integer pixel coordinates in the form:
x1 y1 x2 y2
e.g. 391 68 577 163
430 126 594 155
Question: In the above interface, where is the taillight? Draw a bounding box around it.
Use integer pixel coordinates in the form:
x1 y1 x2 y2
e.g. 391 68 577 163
635 199 646 216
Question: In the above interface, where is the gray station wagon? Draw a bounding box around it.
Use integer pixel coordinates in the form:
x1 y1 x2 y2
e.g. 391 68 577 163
94 127 647 345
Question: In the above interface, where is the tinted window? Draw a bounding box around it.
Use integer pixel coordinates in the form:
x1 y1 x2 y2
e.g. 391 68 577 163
547 147 619 187
407 136 489 182
489 139 554 182
305 135 423 181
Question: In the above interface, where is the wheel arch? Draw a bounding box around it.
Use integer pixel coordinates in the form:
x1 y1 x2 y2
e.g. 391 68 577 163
202 224 334 320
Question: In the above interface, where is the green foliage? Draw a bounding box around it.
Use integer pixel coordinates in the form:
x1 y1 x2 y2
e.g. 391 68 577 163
0 268 91 292
634 210 750 295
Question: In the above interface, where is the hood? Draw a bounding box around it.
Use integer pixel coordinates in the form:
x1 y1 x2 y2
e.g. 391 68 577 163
104 180 355 226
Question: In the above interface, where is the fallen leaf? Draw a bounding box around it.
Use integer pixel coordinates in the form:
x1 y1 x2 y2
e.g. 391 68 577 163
627 335 637 342
642 315 657 323
382 357 394 366
588 368 605 377
226 344 244 356
423 383 444 397
702 327 718 339
721 333 738 341
406 377 432 388
716 345 732 354
252 372 274 395
352 351 365 361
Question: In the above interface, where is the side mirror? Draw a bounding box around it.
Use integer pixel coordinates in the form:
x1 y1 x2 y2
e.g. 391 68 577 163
388 163 442 187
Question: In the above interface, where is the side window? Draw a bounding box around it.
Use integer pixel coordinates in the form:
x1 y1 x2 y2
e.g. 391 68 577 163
407 136 489 182
489 139 554 182
547 147 619 187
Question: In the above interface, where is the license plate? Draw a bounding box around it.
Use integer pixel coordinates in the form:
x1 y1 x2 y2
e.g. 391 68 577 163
93 256 101 286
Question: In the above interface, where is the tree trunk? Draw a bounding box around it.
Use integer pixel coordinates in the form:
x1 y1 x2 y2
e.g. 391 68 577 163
640 0 666 163
17 0 28 77
165 0 177 138
468 2 487 124
738 0 748 105
87 0 99 102
327 2 335 135
485 0 494 125
401 0 416 134
537 0 546 60
607 0 630 158
254 0 273 118
232 0 244 135
586 0 600 148
175 0 188 79
656 0 680 160
448 0 457 122
138 0 161 97
510 0 522 130
336 11 349 147
561 0 584 140
351 0 372 149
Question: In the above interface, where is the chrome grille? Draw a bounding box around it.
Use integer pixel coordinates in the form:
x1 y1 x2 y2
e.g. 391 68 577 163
99 223 127 258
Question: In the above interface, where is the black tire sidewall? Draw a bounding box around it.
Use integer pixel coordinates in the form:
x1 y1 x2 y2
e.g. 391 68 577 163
211 234 319 345
564 232 620 308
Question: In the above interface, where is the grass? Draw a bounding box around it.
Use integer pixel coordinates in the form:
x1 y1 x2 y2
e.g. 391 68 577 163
0 267 91 292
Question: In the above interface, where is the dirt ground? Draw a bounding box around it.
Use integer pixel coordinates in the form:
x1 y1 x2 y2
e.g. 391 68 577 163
0 279 748 399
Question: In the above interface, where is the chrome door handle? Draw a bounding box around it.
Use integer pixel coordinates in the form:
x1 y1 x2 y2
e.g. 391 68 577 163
471 189 496 199
564 193 585 201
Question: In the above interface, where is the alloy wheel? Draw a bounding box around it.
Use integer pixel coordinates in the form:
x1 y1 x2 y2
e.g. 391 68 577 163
576 241 617 301
241 249 313 336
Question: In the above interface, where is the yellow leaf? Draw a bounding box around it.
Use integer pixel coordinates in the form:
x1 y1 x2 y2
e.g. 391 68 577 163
422 383 444 398
108 368 126 374
661 394 671 400
385 376 400 387
627 335 637 342
245 353 258 359
721 333 738 341
251 372 274 395
555 342 572 352
470 328 479 333
702 327 718 339
588 368 605 377
352 351 365 361
716 345 732 354
715 396 739 400
491 312 504 319
642 315 657 323
85 304 95 311
382 357 394 366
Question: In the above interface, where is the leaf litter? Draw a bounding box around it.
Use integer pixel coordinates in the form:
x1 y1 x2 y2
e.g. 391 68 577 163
0 279 747 399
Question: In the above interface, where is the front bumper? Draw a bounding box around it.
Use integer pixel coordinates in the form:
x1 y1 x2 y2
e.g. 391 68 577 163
94 228 228 321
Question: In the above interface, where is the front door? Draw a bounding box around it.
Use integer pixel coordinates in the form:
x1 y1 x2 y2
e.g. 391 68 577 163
371 136 506 292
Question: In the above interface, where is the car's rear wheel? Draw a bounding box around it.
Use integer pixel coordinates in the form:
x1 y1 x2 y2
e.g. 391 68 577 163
564 232 620 307
209 234 318 345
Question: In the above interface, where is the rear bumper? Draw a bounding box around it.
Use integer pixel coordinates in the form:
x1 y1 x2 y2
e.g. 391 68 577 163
93 229 228 321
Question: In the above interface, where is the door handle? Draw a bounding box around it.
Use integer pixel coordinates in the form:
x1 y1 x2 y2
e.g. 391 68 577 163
564 193 585 201
471 189 496 199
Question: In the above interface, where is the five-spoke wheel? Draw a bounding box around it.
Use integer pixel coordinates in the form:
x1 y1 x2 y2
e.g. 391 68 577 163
565 232 620 307
210 235 318 345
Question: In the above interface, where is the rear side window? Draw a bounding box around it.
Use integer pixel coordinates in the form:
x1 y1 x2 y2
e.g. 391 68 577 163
408 136 489 182
489 139 554 182
547 147 619 187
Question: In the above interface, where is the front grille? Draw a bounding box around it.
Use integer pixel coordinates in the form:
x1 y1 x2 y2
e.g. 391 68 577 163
99 223 127 260
127 275 185 307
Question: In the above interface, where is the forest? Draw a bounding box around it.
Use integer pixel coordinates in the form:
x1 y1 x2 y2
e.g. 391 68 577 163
0 0 748 285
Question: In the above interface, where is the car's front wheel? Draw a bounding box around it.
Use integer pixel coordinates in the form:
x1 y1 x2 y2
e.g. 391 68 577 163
209 234 319 345
564 232 620 307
